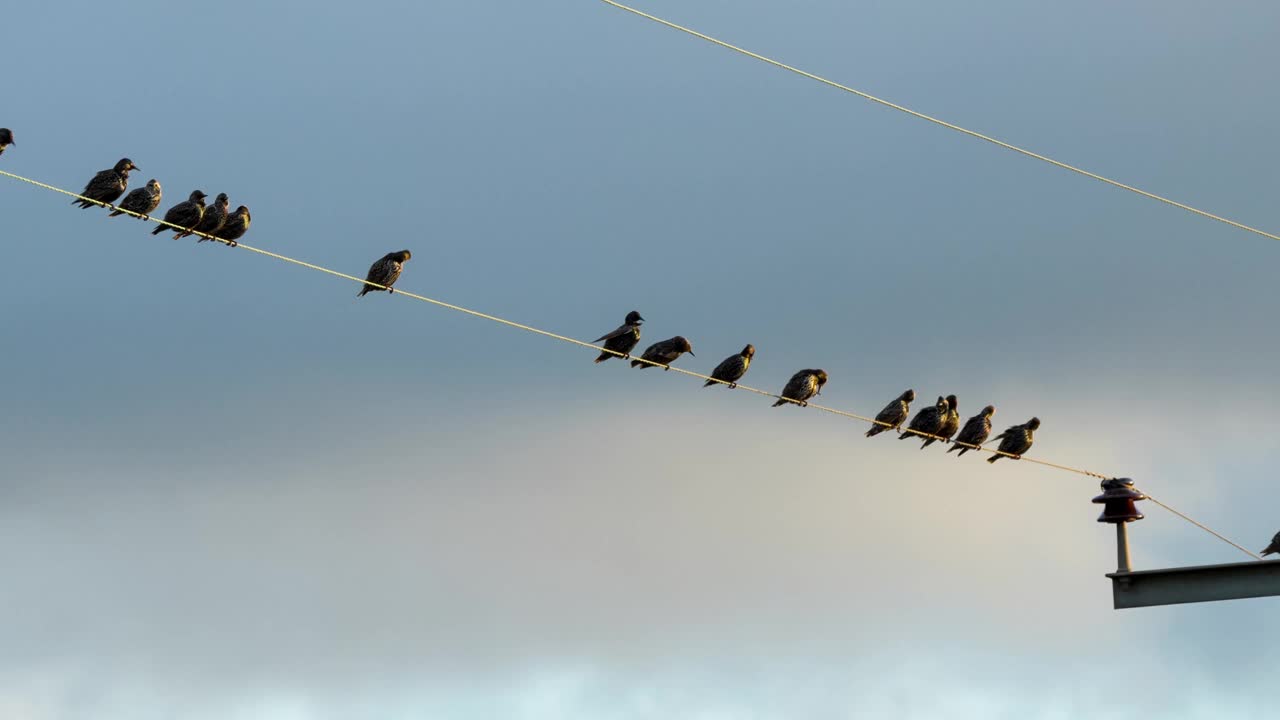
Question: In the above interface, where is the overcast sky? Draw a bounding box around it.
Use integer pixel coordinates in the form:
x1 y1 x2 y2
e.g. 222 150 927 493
3 1 1280 718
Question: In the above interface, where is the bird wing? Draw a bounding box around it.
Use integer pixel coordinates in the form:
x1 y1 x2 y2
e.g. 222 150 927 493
83 169 121 198
593 324 632 343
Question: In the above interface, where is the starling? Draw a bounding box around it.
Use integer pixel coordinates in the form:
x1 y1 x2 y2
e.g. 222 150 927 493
592 310 644 363
866 389 914 437
0 128 13 157
948 405 995 457
987 417 1041 463
704 344 754 388
1262 531 1280 557
357 250 412 297
191 192 230 239
151 190 208 238
108 179 162 219
772 369 828 407
72 158 138 209
901 395 947 441
207 205 251 246
631 336 694 370
922 394 960 449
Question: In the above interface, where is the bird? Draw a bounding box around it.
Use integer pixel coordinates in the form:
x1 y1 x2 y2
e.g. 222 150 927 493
191 192 230 239
151 190 208 238
948 405 995 457
772 369 828 407
901 395 947 442
0 128 14 157
357 250 412 297
72 158 138 209
987 417 1041 463
592 311 644 363
866 389 914 437
631 336 694 369
1262 531 1280 557
922 394 960 449
206 205 250 246
704 344 754 388
108 179 162 219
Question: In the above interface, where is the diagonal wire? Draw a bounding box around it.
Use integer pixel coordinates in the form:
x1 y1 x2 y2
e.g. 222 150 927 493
0 167 1261 560
598 0 1280 245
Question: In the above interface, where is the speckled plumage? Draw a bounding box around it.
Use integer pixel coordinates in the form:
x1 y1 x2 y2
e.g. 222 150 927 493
208 205 251 246
922 395 960 449
866 389 914 437
152 190 208 238
72 158 138 209
108 179 162 219
192 192 230 238
1262 531 1280 557
704 344 754 388
631 336 694 370
948 405 995 457
0 128 14 157
901 395 947 441
357 250 412 297
987 417 1041 463
772 369 827 407
593 311 644 363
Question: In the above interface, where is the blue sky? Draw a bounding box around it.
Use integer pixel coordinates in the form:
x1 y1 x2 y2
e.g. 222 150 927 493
3 1 1280 718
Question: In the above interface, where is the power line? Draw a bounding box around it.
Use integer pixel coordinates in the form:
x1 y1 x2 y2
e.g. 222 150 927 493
598 0 1280 246
0 168 1260 560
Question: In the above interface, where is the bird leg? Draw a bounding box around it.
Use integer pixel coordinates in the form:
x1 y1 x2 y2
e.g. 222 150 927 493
388 288 395 295
729 383 737 389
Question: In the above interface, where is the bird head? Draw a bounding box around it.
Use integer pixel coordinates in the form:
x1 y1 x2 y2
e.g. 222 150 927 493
116 158 138 173
396 250 412 262
215 192 230 207
674 336 693 355
625 310 644 325
1025 417 1041 430
0 128 13 145
190 190 208 203
147 179 161 193
901 389 916 402
812 369 828 388
946 394 958 410
981 405 996 417
236 205 251 221
741 344 755 358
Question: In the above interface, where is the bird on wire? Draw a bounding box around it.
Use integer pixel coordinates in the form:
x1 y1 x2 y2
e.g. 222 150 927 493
108 179 162 219
948 405 995 457
901 395 947 441
631 336 694 370
72 158 138 209
921 394 960 449
866 389 914 437
357 250 412 297
152 190 207 239
704 344 754 388
1261 531 1280 558
772 369 827 408
192 192 230 238
592 310 644 363
987 417 1041 463
0 128 13 157
205 205 251 246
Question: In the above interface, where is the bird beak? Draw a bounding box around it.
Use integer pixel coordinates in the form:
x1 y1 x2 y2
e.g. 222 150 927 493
687 350 695 356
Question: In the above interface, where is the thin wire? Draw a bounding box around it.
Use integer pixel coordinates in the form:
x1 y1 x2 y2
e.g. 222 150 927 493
598 0 1280 245
0 168 1260 560
1142 494 1262 561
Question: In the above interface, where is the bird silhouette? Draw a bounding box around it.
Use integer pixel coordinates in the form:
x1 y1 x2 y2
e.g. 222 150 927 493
1262 531 1280 557
151 190 208 238
108 179 162 219
948 405 995 457
0 128 14 157
593 311 644 363
704 344 754 388
72 158 138 209
206 205 251 246
772 369 827 407
866 389 914 437
357 250 412 297
631 336 694 369
922 394 960 449
987 417 1041 463
901 395 947 441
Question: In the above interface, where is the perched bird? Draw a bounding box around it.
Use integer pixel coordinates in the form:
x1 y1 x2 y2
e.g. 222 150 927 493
1262 531 1280 558
948 405 995 457
631 336 694 370
108 179 162 219
357 250 412 297
0 128 14 157
151 190 208 238
922 394 960 449
704 344 754 388
987 417 1041 463
772 369 828 407
206 205 251 246
191 192 230 239
866 389 914 437
901 395 947 441
592 311 644 363
72 158 138 209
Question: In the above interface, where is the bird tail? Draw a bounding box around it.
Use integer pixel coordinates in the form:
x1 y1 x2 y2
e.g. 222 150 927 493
897 431 912 440
771 398 786 407
593 352 611 364
1262 547 1276 557
920 438 935 449
630 360 642 368
73 198 93 209
108 208 123 217
987 454 1001 464
865 426 884 437
151 225 167 235
357 285 372 297
703 379 715 388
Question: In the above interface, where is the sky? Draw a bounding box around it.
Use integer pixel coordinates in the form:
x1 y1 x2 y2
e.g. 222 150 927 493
2 0 1280 717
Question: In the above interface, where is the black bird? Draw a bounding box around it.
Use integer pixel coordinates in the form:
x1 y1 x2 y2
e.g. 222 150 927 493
704 344 754 388
948 405 995 457
922 394 960 449
772 369 828 407
1262 531 1280 558
593 311 644 363
987 417 1041 463
72 158 138 209
206 205 251 246
151 190 208 238
192 192 230 239
631 336 694 369
866 389 914 437
0 128 14 157
108 179 162 219
901 395 947 441
357 250 412 297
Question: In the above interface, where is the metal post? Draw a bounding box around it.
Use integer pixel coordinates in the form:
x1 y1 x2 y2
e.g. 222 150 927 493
1116 522 1131 573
